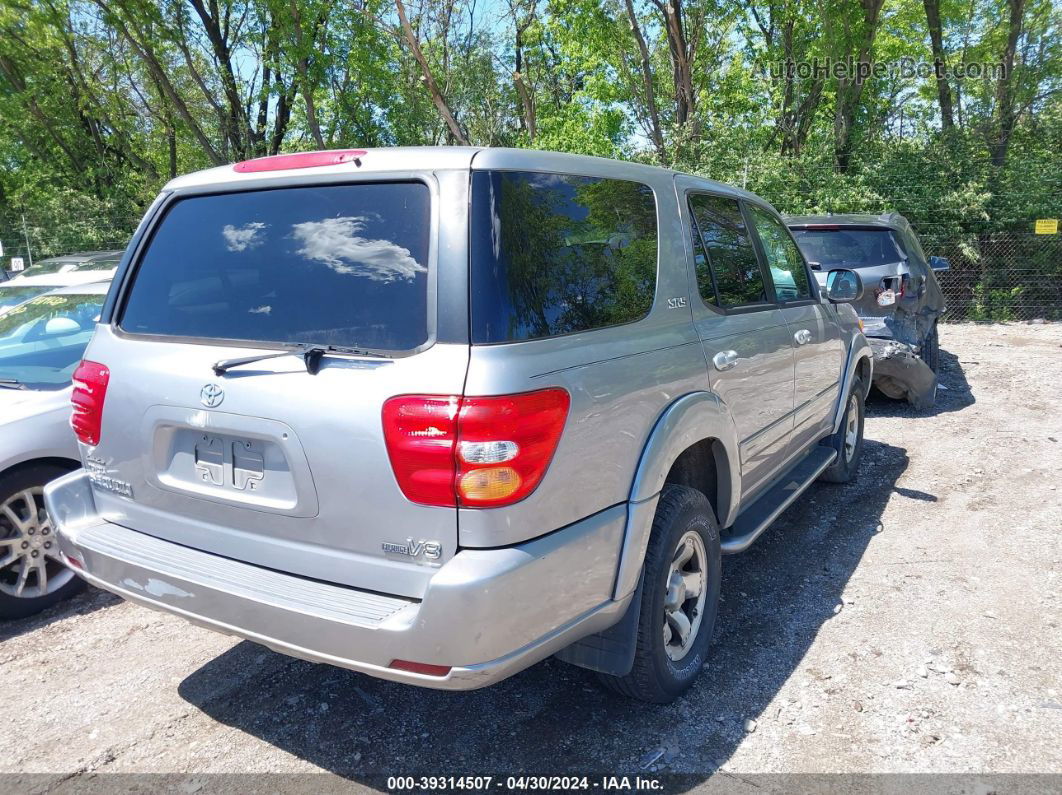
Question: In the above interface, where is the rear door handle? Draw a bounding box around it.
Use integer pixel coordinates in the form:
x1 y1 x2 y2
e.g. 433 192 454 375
793 329 812 345
712 350 739 371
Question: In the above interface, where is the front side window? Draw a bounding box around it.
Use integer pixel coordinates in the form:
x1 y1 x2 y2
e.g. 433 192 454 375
120 182 431 352
688 194 767 308
470 170 658 343
749 205 812 302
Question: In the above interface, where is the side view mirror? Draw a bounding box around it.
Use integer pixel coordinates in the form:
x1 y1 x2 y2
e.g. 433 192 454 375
826 268 863 303
929 255 950 272
44 316 82 336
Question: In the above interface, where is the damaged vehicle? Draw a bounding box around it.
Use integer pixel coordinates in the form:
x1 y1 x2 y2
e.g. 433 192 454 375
785 213 948 408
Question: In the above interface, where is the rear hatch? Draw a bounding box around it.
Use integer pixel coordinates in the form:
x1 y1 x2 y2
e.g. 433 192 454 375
790 225 911 337
82 178 465 599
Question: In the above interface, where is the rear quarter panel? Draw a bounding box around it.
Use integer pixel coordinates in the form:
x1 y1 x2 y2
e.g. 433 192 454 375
460 166 707 548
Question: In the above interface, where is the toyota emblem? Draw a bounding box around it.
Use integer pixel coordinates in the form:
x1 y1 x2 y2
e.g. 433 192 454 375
200 383 225 408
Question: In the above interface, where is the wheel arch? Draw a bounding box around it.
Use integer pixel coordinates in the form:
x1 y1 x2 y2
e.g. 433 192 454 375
0 457 81 485
614 392 739 600
832 338 873 433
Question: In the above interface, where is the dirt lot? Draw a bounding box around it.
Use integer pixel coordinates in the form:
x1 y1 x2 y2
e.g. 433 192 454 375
2 323 1060 785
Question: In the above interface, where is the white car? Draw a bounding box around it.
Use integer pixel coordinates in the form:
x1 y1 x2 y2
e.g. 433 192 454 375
0 281 110 618
0 284 53 316
1 251 121 318
5 250 123 288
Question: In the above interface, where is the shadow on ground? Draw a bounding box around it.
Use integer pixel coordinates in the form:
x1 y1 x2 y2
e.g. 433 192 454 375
867 348 974 418
178 438 910 780
0 585 120 643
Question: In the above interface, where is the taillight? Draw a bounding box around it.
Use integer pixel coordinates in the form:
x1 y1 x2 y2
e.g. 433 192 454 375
381 395 461 506
456 390 570 506
70 360 110 445
381 388 570 508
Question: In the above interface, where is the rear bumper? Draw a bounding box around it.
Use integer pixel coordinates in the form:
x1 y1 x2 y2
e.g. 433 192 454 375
45 470 630 690
867 337 937 408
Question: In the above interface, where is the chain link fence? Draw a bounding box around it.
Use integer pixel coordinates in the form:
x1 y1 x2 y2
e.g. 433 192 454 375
0 212 135 277
927 232 1062 322
2 212 1059 322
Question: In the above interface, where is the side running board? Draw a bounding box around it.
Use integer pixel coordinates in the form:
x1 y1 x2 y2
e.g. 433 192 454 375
720 447 838 554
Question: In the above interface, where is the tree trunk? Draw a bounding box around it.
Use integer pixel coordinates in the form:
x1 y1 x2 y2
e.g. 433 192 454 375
187 0 256 158
289 0 326 148
922 0 954 129
989 0 1025 170
395 0 470 145
833 0 885 172
98 1 225 165
652 0 695 129
167 124 178 178
620 0 662 161
625 0 667 162
513 18 536 141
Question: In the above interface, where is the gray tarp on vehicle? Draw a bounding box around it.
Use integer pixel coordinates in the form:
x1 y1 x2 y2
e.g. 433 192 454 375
785 213 945 407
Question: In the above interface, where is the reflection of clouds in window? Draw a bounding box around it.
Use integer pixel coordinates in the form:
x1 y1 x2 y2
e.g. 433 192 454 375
489 180 501 259
292 216 426 282
528 173 571 188
223 222 267 252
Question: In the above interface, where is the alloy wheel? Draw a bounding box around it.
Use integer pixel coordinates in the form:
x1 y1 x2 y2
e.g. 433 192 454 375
0 487 74 599
843 395 860 463
663 529 708 661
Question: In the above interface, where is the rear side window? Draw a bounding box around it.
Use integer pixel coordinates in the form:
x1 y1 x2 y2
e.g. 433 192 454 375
120 183 431 351
470 170 657 343
688 194 767 308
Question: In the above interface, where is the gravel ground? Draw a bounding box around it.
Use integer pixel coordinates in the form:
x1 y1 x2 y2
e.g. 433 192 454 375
2 322 1060 786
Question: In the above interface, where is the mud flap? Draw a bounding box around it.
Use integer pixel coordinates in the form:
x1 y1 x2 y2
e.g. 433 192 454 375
869 337 937 409
554 573 644 676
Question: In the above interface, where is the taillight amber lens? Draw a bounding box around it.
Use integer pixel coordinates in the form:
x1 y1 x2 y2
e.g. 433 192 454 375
455 389 569 507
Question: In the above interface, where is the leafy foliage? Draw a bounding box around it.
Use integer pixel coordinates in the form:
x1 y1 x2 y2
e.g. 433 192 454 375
0 0 1058 260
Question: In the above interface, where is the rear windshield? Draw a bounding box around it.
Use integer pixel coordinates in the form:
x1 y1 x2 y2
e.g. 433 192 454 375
790 227 905 268
120 183 431 351
80 256 121 271
22 260 77 276
470 170 658 343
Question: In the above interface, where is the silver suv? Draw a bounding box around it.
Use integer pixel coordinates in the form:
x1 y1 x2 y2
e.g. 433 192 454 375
46 148 871 703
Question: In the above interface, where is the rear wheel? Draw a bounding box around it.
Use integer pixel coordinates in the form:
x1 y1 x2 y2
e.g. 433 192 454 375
598 485 720 703
919 323 940 373
0 465 84 620
819 377 865 484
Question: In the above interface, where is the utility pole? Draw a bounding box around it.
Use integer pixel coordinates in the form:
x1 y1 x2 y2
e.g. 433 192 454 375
21 214 33 267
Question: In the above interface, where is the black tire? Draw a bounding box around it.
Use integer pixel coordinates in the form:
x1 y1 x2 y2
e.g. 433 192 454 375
920 323 940 374
598 485 721 703
818 377 866 484
0 464 85 620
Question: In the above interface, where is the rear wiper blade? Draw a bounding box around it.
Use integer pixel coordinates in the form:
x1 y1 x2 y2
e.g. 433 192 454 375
0 378 27 390
212 344 390 376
